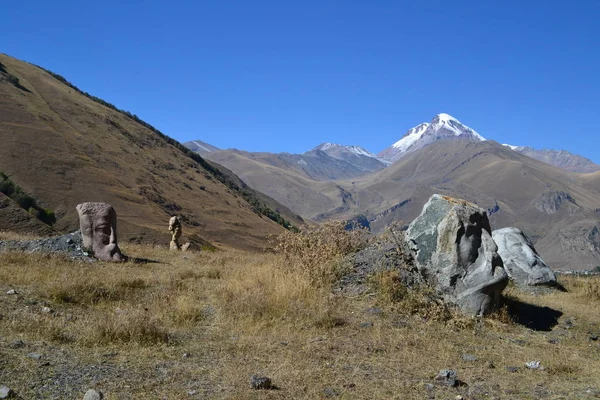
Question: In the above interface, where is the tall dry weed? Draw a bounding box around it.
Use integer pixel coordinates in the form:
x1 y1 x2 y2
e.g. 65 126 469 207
564 276 600 301
272 220 368 285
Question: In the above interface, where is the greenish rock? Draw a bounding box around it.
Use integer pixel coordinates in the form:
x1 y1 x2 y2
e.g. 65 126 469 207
406 194 508 316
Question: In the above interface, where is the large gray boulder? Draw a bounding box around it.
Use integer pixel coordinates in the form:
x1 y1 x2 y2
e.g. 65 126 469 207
406 194 508 316
492 227 557 286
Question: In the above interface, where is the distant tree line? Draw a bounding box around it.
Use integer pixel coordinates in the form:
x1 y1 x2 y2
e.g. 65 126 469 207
0 171 56 225
34 65 297 231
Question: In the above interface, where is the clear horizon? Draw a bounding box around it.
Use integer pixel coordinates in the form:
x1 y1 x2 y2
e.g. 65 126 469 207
2 1 599 162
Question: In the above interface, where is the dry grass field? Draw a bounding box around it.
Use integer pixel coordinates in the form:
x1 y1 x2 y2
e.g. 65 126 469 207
1 229 600 399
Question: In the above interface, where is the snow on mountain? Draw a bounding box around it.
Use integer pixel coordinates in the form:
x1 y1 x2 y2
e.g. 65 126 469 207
378 113 485 162
313 143 379 158
390 123 430 153
309 142 390 172
183 139 221 154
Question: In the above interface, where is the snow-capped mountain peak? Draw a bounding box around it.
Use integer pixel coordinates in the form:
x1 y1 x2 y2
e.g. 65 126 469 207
431 113 486 140
378 113 485 162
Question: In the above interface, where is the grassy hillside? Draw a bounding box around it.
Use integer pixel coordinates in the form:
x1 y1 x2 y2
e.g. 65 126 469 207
0 54 299 249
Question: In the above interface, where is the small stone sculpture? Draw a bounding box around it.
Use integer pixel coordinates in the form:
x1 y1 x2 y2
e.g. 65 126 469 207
405 194 508 316
169 215 190 251
169 215 182 250
76 202 125 262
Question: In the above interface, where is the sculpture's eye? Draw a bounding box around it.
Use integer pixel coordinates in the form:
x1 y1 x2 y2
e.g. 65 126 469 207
95 223 111 236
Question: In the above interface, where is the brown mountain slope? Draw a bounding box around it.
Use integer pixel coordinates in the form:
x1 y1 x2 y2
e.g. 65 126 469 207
0 54 294 249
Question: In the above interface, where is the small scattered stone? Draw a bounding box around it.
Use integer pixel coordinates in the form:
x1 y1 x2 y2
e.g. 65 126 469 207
468 384 488 397
525 361 542 370
6 290 17 295
548 338 559 344
424 383 435 391
41 306 53 314
486 361 496 369
455 396 464 400
250 375 272 390
434 369 458 387
461 354 477 361
9 339 25 349
589 334 599 341
26 352 42 360
323 388 339 397
83 389 103 400
506 366 520 373
187 390 197 396
279 342 289 346
182 353 190 358
360 322 373 328
365 307 383 315
0 386 15 399
563 319 574 329
343 383 356 390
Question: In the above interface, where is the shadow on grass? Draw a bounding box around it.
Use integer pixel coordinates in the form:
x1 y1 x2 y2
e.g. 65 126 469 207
504 296 562 331
128 257 166 265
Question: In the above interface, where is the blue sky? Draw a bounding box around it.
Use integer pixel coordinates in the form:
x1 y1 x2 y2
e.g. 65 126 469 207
2 1 599 161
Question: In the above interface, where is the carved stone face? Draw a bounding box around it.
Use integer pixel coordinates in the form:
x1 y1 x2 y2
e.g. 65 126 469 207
406 195 508 316
76 202 125 262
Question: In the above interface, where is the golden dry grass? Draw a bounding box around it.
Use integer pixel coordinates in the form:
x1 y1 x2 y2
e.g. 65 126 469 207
1 243 600 399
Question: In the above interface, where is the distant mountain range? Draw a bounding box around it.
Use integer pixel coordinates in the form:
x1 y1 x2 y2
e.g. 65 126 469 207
184 113 600 270
183 141 389 181
187 113 600 175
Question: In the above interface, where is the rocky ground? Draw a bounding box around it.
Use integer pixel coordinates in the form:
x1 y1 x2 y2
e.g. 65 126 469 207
0 231 93 261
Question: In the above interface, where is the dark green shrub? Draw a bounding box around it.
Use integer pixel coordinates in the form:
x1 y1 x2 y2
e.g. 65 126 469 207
0 171 56 226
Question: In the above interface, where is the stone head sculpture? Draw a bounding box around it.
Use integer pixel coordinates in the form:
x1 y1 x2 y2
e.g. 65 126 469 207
406 195 508 316
492 227 556 286
76 202 125 262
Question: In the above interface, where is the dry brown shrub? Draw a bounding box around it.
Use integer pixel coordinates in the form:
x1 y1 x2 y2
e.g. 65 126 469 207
272 220 368 285
561 275 600 301
370 270 454 322
583 279 600 300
